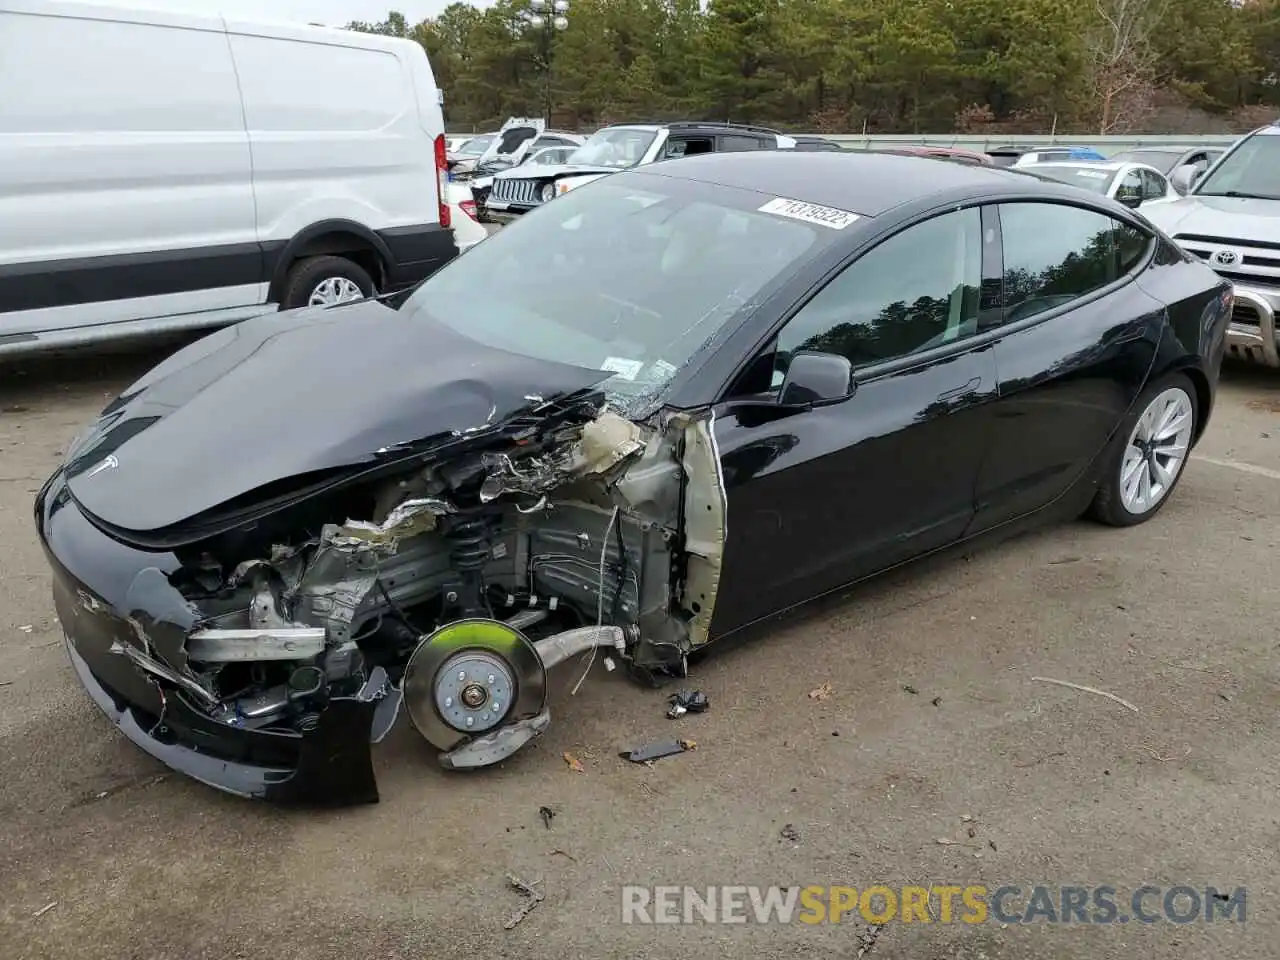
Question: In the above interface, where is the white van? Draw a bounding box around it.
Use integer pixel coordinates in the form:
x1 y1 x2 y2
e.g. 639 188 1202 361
0 0 456 356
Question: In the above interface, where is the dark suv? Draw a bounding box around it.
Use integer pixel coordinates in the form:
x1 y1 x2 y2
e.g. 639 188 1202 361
483 121 799 221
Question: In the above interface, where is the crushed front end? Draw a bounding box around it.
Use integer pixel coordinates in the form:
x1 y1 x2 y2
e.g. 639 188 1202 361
36 392 726 806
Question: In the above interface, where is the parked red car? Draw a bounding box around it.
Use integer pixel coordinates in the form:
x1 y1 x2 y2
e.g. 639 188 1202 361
875 145 993 165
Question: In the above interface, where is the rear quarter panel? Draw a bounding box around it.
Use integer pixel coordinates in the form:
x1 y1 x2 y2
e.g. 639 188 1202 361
1135 239 1232 428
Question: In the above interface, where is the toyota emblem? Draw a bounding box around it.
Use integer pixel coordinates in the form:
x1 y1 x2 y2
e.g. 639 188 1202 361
1213 248 1242 267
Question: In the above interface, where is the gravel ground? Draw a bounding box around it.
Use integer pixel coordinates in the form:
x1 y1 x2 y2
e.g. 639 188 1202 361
0 341 1276 960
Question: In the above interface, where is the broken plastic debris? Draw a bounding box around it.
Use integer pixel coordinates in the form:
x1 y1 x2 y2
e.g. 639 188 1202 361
619 738 697 763
807 682 833 701
666 689 710 719
562 752 585 773
32 901 57 918
780 824 801 842
539 805 555 828
18 625 33 634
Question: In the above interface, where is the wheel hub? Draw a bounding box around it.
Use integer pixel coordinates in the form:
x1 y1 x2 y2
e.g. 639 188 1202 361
403 619 547 752
433 652 513 734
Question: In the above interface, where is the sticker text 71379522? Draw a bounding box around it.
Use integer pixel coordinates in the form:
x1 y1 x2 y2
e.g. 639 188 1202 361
757 197 861 230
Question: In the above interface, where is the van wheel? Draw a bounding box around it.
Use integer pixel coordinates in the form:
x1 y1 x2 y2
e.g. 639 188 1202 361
280 256 375 310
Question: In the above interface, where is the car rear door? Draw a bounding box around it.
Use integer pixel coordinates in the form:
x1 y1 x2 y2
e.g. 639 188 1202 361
711 206 1004 633
968 201 1164 533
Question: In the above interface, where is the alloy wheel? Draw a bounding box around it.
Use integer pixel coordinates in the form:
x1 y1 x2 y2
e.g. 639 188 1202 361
1119 386 1194 515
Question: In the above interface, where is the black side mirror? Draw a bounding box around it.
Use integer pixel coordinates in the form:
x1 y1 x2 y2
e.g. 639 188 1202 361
779 351 854 406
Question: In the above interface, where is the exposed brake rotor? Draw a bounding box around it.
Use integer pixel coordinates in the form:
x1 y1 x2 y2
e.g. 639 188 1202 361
403 618 547 752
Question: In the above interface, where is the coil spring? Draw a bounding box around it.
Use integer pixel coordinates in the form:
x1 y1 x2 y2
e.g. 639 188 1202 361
448 518 491 573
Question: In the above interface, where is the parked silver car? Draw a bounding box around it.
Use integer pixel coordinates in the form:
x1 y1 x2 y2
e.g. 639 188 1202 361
1109 145 1225 183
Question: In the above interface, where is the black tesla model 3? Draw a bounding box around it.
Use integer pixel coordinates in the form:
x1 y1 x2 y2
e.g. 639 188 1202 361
35 151 1232 805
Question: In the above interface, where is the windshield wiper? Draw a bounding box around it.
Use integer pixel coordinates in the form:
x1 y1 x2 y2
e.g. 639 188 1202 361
1199 190 1280 201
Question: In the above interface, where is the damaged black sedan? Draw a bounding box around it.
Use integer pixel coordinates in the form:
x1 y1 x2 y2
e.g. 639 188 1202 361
36 151 1232 806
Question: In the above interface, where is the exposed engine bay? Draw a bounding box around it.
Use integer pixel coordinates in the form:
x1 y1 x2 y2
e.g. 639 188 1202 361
129 393 727 772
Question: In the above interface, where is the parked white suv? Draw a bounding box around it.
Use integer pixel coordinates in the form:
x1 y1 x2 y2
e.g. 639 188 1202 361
0 0 457 357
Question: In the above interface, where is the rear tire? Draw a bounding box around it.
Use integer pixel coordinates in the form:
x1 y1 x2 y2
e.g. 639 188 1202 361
280 255 375 311
1088 372 1197 527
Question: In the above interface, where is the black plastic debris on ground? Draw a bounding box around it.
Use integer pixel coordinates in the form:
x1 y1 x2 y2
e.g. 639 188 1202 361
539 805 555 829
619 739 696 763
666 689 710 719
780 824 801 842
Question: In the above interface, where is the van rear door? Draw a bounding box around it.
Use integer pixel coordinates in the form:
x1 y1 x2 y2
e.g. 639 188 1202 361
223 22 440 257
0 3 259 337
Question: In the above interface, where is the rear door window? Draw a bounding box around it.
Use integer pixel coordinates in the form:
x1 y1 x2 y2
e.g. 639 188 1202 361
997 203 1135 322
718 135 766 152
662 137 713 160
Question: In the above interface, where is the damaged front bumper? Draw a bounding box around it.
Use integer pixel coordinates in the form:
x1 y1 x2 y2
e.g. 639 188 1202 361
36 468 638 806
36 391 728 807
37 470 386 805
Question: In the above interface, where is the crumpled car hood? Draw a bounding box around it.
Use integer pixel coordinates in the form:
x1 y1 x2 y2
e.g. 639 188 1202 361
1142 194 1280 242
63 301 609 533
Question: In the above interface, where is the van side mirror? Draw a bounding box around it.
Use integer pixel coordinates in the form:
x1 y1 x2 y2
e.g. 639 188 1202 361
1171 164 1200 194
779 351 854 406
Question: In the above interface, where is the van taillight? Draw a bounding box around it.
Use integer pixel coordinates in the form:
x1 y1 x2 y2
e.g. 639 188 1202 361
434 133 451 229
460 200 479 222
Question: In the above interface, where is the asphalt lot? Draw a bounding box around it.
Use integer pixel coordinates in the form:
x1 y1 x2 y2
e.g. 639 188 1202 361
1 340 1277 960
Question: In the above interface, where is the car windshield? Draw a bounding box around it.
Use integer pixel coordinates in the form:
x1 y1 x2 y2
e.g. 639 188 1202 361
1111 150 1180 173
457 135 494 156
1195 133 1280 199
1029 166 1117 195
565 128 657 168
399 176 831 412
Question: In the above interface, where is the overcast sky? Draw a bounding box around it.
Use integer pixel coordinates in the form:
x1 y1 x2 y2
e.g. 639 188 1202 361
82 0 491 26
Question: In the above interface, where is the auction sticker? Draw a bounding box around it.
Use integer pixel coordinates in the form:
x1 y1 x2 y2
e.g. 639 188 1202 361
758 197 860 229
602 356 644 380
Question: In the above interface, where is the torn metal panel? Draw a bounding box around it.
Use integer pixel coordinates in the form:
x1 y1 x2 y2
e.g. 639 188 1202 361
479 408 647 504
289 526 395 646
679 411 727 647
336 497 453 545
573 410 646 474
612 427 684 524
110 640 218 707
186 627 327 663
